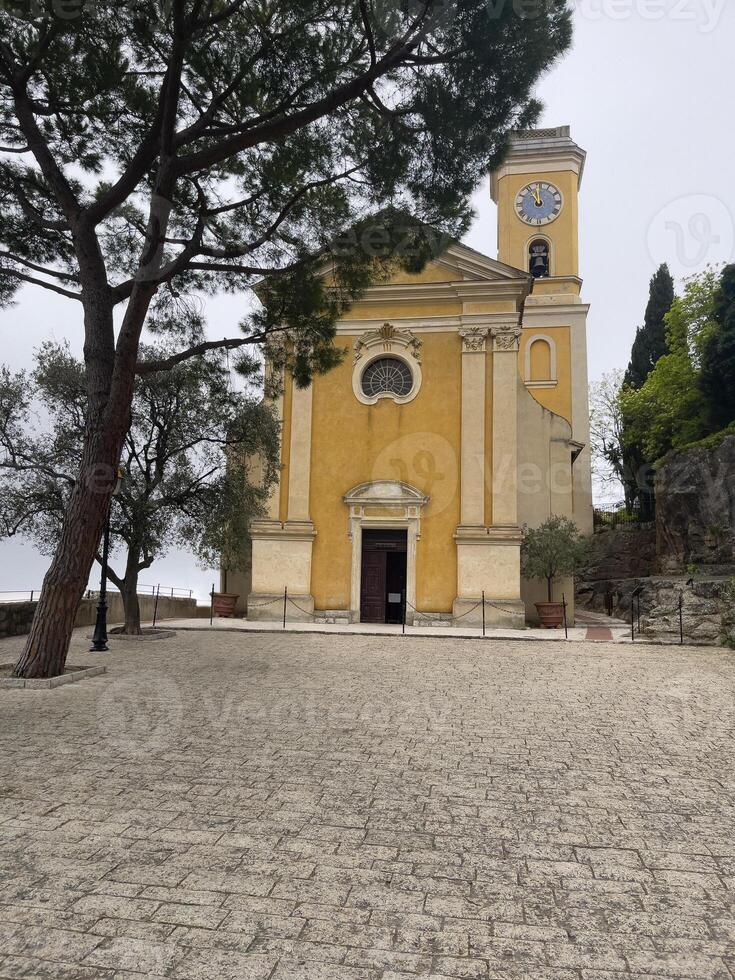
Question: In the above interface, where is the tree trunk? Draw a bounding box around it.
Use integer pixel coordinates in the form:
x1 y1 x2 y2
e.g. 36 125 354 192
12 282 155 678
12 426 125 677
547 577 554 603
119 554 142 635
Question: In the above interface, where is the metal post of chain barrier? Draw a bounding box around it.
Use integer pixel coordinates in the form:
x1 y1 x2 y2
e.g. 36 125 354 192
209 583 214 625
679 593 684 645
402 591 406 634
631 600 635 642
482 591 486 637
562 593 568 640
152 584 160 628
630 586 644 641
283 587 287 629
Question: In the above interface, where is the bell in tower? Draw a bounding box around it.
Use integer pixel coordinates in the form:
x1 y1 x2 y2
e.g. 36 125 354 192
529 239 550 279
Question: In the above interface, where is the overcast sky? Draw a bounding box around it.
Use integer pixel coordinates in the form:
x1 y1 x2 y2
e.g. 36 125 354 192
1 2 733 599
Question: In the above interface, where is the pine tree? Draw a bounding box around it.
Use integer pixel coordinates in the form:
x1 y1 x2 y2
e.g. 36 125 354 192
624 264 676 390
699 264 735 431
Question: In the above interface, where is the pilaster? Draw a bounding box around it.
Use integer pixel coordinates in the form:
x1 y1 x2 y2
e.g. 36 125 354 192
286 380 314 525
458 327 489 529
491 325 522 528
248 376 315 621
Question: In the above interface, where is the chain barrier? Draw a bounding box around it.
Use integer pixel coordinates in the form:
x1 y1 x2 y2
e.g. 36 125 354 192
483 600 525 618
452 600 483 622
286 595 314 617
247 596 283 608
406 596 525 627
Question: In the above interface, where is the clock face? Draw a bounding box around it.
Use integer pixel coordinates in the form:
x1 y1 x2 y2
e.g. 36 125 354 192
515 182 563 226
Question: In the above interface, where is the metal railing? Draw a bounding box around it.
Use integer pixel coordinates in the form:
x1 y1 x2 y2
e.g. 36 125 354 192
1 584 195 603
593 506 644 532
630 586 685 645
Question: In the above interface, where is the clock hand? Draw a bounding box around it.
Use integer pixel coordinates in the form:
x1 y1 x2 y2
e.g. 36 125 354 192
533 184 542 206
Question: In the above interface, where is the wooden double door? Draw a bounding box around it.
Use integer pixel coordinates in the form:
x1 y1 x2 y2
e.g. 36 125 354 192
360 529 408 624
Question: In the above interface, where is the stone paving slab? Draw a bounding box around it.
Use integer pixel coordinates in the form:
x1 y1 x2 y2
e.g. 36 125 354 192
1 628 734 979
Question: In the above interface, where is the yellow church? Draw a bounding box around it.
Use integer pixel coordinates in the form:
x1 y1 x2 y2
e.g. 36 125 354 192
244 126 592 627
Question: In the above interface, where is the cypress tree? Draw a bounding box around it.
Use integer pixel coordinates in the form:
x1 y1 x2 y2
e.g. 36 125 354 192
624 264 676 390
621 263 675 519
699 264 735 431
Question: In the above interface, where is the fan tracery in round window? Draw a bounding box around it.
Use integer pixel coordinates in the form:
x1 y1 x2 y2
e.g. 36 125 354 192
361 357 413 399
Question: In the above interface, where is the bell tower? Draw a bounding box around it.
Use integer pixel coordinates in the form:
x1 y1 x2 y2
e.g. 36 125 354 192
490 126 586 281
491 126 593 537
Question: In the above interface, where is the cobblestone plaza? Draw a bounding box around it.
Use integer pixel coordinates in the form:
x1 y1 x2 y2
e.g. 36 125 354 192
1 630 734 978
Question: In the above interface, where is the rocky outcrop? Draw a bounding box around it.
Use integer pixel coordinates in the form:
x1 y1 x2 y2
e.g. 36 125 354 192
655 434 735 573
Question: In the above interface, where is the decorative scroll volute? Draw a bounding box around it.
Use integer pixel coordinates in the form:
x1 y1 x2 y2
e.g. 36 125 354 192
353 322 423 364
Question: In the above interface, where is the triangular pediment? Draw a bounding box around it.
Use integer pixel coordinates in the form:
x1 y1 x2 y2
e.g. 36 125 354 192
311 240 528 288
379 241 528 287
343 481 429 507
428 242 527 282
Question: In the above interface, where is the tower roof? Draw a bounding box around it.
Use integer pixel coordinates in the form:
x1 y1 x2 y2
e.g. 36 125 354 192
490 126 587 201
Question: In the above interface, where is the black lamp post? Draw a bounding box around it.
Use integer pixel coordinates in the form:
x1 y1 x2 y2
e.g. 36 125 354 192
90 467 124 653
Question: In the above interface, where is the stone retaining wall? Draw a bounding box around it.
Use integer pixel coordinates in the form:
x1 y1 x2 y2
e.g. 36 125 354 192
584 523 657 581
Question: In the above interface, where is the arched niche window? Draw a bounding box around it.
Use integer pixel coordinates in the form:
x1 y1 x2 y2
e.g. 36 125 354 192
524 335 558 388
529 239 550 279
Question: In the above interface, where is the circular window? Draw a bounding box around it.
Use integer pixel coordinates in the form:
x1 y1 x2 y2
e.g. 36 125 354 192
361 357 413 399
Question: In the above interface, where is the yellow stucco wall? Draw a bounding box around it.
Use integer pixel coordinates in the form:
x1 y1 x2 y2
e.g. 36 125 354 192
520 327 572 423
496 169 580 277
308 331 463 613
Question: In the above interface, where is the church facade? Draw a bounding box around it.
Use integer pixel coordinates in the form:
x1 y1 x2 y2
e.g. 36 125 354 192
244 127 592 627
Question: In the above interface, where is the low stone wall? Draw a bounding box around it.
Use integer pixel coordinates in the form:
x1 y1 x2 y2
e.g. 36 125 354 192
74 593 201 628
585 523 657 581
0 593 204 640
0 601 37 638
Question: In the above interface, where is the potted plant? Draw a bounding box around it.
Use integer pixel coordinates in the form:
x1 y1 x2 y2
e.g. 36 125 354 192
212 576 239 618
521 516 589 629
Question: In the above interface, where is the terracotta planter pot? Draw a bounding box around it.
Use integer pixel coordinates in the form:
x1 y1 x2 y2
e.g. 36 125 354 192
535 601 565 629
212 592 239 617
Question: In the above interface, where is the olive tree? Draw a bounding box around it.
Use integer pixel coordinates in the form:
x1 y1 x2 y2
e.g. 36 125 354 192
0 341 279 633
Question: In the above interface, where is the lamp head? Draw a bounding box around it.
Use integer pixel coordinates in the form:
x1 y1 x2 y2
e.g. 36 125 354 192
112 466 125 497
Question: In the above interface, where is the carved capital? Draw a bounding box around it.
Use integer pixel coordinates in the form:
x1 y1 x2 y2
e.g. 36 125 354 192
492 327 521 353
459 327 489 354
